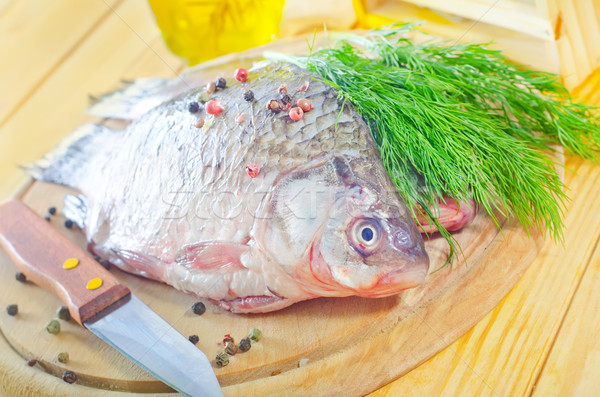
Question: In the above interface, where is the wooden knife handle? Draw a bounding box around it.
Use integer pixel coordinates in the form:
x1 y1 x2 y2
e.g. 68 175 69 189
0 200 130 325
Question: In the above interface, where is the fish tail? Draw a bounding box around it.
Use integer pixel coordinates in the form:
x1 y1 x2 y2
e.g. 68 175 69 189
27 123 117 187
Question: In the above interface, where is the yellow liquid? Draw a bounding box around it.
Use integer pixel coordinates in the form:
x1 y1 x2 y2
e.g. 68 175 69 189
148 0 285 65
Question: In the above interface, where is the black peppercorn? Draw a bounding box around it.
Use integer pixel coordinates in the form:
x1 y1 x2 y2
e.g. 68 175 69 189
188 101 200 113
62 371 77 384
189 335 199 344
215 77 226 90
44 216 51 222
243 90 255 102
15 272 26 283
57 306 71 321
192 302 206 315
6 304 18 316
48 206 57 215
27 359 37 367
239 337 251 352
280 94 292 105
64 219 74 229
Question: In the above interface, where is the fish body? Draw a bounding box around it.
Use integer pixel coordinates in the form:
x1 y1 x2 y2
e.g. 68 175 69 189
36 63 430 313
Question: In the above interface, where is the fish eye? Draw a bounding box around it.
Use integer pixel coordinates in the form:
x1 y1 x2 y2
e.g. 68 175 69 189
349 218 382 256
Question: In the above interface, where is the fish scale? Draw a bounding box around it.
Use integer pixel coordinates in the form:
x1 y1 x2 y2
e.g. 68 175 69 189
33 62 431 313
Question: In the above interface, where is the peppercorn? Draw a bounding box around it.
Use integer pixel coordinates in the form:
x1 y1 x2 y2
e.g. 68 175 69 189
57 352 69 363
215 77 227 90
62 371 77 384
44 216 51 222
280 94 292 105
64 219 74 229
206 99 223 115
198 91 212 103
57 306 71 321
188 101 200 113
238 338 251 352
192 302 206 315
15 272 26 283
27 359 37 367
46 319 61 335
289 106 304 121
225 342 238 355
215 352 229 367
6 304 18 316
234 68 248 82
194 117 205 128
235 113 245 124
223 334 234 345
189 335 199 344
249 328 262 342
48 206 57 215
297 98 312 112
205 81 216 94
267 99 283 113
243 90 255 102
277 83 288 95
246 164 261 178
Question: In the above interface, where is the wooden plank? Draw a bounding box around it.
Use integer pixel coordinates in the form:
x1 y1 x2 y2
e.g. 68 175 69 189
367 154 600 396
0 0 122 125
363 1 560 74
0 0 184 200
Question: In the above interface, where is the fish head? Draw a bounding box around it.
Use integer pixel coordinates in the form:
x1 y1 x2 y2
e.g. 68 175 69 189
262 156 429 299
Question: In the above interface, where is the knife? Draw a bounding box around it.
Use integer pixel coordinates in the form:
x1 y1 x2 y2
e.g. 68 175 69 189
0 200 223 397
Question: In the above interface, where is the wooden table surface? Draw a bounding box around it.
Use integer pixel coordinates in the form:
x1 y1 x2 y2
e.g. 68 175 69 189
1 1 600 396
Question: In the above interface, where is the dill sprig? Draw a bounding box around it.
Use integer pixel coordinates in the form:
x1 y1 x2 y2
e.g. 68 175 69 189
268 24 600 260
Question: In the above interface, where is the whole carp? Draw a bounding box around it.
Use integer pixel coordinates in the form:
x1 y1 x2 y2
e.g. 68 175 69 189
33 62 451 313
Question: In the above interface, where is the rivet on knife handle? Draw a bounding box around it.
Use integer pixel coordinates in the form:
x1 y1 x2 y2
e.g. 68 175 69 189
0 200 130 325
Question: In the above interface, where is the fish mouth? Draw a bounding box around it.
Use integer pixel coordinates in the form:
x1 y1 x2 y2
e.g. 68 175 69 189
364 266 429 297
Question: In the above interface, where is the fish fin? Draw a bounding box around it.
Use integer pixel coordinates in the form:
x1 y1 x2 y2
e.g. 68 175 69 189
63 194 88 229
176 241 249 271
418 198 477 233
27 123 117 187
87 76 195 119
111 249 165 280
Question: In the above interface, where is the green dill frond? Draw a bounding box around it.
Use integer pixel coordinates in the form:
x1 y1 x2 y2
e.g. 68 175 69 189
268 24 600 262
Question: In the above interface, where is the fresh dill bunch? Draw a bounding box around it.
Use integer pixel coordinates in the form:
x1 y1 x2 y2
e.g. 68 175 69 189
267 24 600 261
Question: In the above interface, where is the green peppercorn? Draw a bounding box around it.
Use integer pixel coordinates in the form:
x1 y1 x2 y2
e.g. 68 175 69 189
46 319 61 334
188 335 199 344
215 351 229 367
57 306 71 321
6 304 18 316
57 352 69 363
238 338 251 352
197 91 211 103
215 77 226 90
62 370 77 384
15 272 26 283
225 342 238 355
192 302 206 315
248 328 262 342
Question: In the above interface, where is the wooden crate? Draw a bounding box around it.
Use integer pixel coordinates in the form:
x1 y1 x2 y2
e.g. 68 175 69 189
353 0 600 90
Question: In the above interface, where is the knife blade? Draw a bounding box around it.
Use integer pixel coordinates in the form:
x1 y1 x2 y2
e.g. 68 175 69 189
0 200 223 397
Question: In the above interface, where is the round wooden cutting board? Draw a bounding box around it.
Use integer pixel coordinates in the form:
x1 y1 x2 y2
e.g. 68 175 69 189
0 37 550 396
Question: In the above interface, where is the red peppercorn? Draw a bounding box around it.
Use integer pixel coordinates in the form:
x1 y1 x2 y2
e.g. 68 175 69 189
297 98 311 112
246 164 261 178
277 83 288 95
289 106 304 121
234 68 248 82
206 100 223 115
